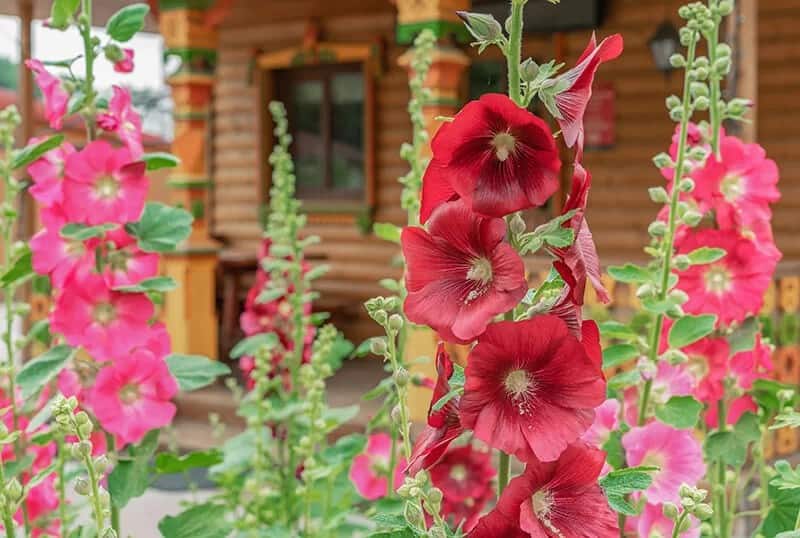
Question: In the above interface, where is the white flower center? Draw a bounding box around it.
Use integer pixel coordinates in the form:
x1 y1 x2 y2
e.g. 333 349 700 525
721 173 744 202
92 302 116 326
491 132 516 162
119 383 140 405
504 369 538 416
450 464 467 482
466 257 493 285
704 265 733 295
532 489 563 536
94 175 120 200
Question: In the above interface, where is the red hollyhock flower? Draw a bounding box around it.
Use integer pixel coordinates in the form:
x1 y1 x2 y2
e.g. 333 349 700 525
408 344 464 474
469 443 618 538
430 444 496 532
402 200 527 343
420 93 560 221
553 33 623 149
459 316 606 463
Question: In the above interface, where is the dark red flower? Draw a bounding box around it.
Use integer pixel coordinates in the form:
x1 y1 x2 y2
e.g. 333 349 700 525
402 199 527 343
554 33 623 149
430 444 496 532
407 343 464 474
420 93 560 220
459 316 606 462
469 443 618 538
550 162 609 305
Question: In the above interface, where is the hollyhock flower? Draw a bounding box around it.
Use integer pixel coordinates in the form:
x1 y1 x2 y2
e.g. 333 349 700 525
430 444 495 531
402 200 527 343
113 48 135 73
26 139 75 206
622 422 705 504
705 395 758 429
675 229 775 326
625 360 695 424
103 228 159 288
420 93 560 219
30 210 96 289
684 337 730 403
692 136 779 229
469 443 617 538
741 217 782 263
349 433 405 500
731 334 774 389
62 140 148 225
89 347 178 446
628 502 700 538
408 344 464 474
96 86 144 158
582 398 620 447
553 33 624 149
459 316 606 462
51 271 154 361
143 321 172 358
25 59 69 130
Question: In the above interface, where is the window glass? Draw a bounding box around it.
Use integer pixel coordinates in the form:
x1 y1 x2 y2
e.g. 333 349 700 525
330 72 364 192
290 80 325 191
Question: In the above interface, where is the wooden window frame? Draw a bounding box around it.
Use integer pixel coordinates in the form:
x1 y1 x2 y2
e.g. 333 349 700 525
256 42 380 225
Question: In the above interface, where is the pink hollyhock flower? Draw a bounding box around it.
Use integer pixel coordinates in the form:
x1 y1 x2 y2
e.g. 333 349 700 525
420 93 560 220
113 48 135 73
675 229 775 327
408 343 464 474
63 140 148 225
30 216 96 290
90 348 178 446
25 59 68 130
26 139 75 206
705 395 758 429
582 398 620 447
731 334 774 389
553 33 624 149
741 217 782 263
349 433 405 500
684 336 730 403
430 444 495 532
625 360 695 424
402 200 527 343
692 136 779 229
628 502 700 538
103 228 159 288
97 86 144 158
459 316 606 462
143 321 172 358
469 443 617 538
51 271 154 361
622 422 705 504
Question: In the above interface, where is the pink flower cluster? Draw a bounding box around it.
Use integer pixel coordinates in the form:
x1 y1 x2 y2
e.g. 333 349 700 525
27 62 177 449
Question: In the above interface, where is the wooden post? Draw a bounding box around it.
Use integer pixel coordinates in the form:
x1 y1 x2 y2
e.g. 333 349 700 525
156 2 228 358
728 0 757 142
17 0 34 241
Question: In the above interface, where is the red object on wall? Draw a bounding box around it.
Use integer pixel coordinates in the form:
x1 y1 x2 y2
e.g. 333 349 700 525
584 82 616 150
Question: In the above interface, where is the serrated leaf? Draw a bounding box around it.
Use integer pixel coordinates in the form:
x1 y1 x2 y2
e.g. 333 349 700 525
11 134 64 170
142 152 180 171
602 344 640 369
17 345 74 399
655 395 702 429
608 263 651 283
600 466 656 515
668 314 717 348
229 333 278 359
114 276 177 293
256 287 286 304
166 354 230 392
155 449 222 475
374 222 401 244
705 430 747 467
687 247 726 265
105 3 149 42
125 202 193 253
607 369 641 392
598 321 639 341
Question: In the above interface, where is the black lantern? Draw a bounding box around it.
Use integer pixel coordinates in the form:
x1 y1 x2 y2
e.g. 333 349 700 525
648 21 681 74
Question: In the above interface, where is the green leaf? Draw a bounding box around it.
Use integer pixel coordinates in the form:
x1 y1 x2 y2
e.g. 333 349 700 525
5 454 34 480
60 223 117 241
773 460 800 491
753 379 797 417
11 135 64 170
154 449 223 475
0 248 32 289
320 434 367 468
49 0 80 29
114 276 177 293
158 503 232 538
598 321 639 342
373 222 401 244
772 409 800 430
728 316 760 354
125 202 193 253
255 287 286 304
166 354 230 392
607 369 641 393
17 345 74 399
602 430 626 470
602 344 640 369
668 314 717 348
735 411 762 442
229 333 278 359
322 405 359 429
608 263 651 283
105 3 150 42
142 152 180 171
67 89 87 115
686 247 726 265
108 429 160 508
655 395 702 429
599 466 656 515
704 430 747 467
760 481 800 537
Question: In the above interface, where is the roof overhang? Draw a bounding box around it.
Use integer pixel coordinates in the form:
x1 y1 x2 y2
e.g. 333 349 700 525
0 0 159 32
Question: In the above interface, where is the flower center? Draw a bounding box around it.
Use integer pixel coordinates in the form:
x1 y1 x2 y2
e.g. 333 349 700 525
119 383 140 405
704 265 732 295
123 120 136 133
504 369 535 400
94 175 120 200
65 240 85 257
688 354 709 380
369 455 389 476
721 173 743 202
466 257 493 285
491 132 516 162
108 249 132 272
449 464 467 482
92 302 117 326
531 489 563 536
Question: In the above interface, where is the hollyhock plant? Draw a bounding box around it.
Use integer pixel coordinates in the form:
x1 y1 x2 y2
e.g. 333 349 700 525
30 219 96 289
582 398 620 447
89 348 178 446
25 59 69 129
459 317 606 462
621 422 705 505
469 443 618 538
349 433 405 501
102 228 159 288
628 502 700 538
26 139 75 206
51 271 154 361
113 48 135 73
96 86 144 158
402 199 527 343
429 444 495 531
62 140 148 225
420 93 560 220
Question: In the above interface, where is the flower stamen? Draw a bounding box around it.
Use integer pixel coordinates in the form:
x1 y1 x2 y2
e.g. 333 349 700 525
491 131 516 162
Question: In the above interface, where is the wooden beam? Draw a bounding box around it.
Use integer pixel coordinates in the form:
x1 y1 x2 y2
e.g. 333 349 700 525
728 0 757 142
17 0 34 242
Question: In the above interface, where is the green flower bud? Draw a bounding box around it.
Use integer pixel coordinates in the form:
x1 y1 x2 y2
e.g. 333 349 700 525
456 11 503 42
397 484 411 497
74 477 90 496
669 54 686 68
404 500 425 528
391 405 403 425
636 283 655 299
373 309 388 325
75 411 90 425
428 488 443 504
717 43 732 58
648 187 670 204
101 529 118 538
713 57 731 75
370 338 387 356
694 96 710 111
648 221 668 238
695 503 713 520
679 515 692 532
394 367 410 387
94 455 110 474
652 153 674 169
388 314 404 331
674 255 691 271
678 5 691 18
694 66 709 80
679 178 695 193
682 210 703 227
662 502 679 520
666 95 681 110
509 212 526 235
666 304 685 319
718 1 733 15
663 349 689 365
670 289 689 304
5 479 21 501
726 98 753 118
681 497 696 511
520 58 539 82
104 43 124 63
669 107 684 122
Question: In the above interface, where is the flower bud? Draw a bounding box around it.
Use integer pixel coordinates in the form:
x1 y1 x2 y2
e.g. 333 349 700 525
648 221 667 238
101 529 118 538
666 95 681 110
678 5 691 18
5 479 21 501
397 484 411 497
428 488 444 505
370 338 387 356
669 53 686 68
682 210 703 227
693 66 709 80
669 107 684 122
94 455 110 474
726 98 753 118
666 304 685 319
670 289 689 305
681 497 696 511
713 57 731 75
674 255 691 271
717 43 732 58
690 82 709 98
679 516 692 532
662 502 679 520
388 314 404 332
394 367 410 387
778 389 795 403
652 153 673 169
391 405 403 425
456 11 503 42
75 411 90 425
520 58 539 82
104 43 124 62
404 500 425 528
693 96 710 111
648 187 670 204
636 283 654 299
695 503 713 520
509 213 526 235
74 477 90 496
663 349 689 365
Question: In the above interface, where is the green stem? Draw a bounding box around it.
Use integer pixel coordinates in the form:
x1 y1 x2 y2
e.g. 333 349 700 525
638 34 699 426
671 512 689 538
388 426 399 494
105 433 120 536
707 0 722 158
83 453 106 534
80 0 97 142
497 452 510 495
714 394 729 537
57 439 68 536
506 0 526 107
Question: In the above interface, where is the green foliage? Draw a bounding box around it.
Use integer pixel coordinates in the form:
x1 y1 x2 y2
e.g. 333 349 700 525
141 152 180 170
60 223 118 241
686 246 726 265
11 134 64 170
17 345 74 399
0 246 32 288
374 222 402 244
229 333 278 359
165 354 231 392
108 429 160 508
599 466 657 515
761 481 800 537
728 316 760 354
607 263 652 283
602 343 640 369
115 276 177 293
158 503 232 538
655 395 702 429
49 0 80 29
667 314 717 348
154 449 223 475
125 202 193 252
105 3 150 42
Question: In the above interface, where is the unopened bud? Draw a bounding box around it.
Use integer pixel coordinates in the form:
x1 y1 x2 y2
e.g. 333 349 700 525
669 54 686 68
5 479 21 501
456 11 503 42
388 314 404 331
674 255 691 271
74 477 90 496
394 367 410 387
666 95 681 110
690 82 709 98
75 411 90 425
101 529 118 538
652 153 673 169
370 338 387 356
718 1 733 15
648 221 667 237
662 502 679 520
509 213 526 235
713 57 731 75
104 43 124 63
679 516 692 532
693 96 710 111
682 210 703 227
520 59 539 82
663 349 689 365
373 310 387 325
391 405 403 425
428 488 443 504
648 187 670 204
681 497 696 511
695 503 713 520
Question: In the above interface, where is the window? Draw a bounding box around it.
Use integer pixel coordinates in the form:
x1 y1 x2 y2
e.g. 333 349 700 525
276 63 365 201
